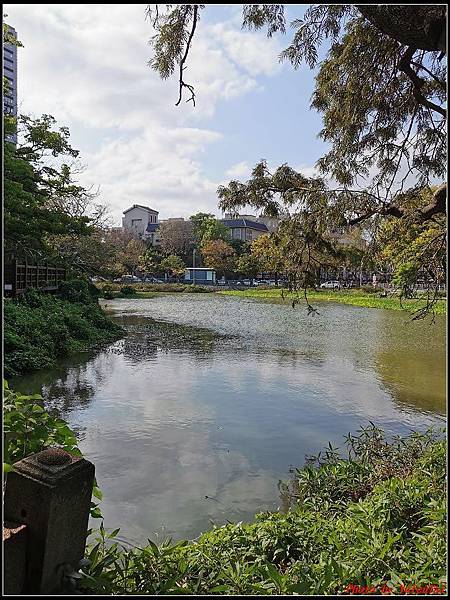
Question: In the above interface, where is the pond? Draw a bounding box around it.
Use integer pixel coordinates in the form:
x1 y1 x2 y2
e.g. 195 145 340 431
12 294 446 545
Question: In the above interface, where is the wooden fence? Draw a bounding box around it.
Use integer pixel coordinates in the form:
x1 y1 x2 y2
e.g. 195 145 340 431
4 261 67 297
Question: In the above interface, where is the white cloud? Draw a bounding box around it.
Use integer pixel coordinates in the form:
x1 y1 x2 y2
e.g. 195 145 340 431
225 161 251 180
6 3 286 224
295 164 320 179
210 22 283 77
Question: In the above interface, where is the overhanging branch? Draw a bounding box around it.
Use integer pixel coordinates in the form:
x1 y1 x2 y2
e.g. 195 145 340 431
399 47 446 118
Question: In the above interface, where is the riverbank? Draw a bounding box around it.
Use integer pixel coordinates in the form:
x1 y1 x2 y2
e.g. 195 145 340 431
219 288 447 315
6 379 445 594
4 282 124 377
96 282 216 297
80 426 446 595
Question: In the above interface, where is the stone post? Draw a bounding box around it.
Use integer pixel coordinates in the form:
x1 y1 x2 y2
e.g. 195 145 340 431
4 448 95 594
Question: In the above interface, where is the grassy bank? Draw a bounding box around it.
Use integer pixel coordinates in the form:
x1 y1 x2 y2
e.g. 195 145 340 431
220 288 447 315
4 281 124 378
96 282 216 297
79 426 446 595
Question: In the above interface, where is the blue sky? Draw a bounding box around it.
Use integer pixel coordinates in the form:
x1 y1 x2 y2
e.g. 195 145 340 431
6 4 329 225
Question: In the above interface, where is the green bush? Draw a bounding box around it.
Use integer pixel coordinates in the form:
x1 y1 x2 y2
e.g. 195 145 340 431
58 278 99 304
101 285 116 299
4 290 124 377
120 285 136 296
79 427 446 595
360 285 383 294
187 285 212 293
3 381 81 469
3 381 103 519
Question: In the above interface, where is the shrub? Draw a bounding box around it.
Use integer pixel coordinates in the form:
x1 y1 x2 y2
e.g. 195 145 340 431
101 285 115 299
120 285 136 296
360 285 383 294
3 381 81 469
4 291 124 377
78 427 446 595
187 285 211 293
3 381 103 520
58 278 99 304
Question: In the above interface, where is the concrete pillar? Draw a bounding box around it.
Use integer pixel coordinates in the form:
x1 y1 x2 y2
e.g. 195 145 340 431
4 447 95 594
3 522 27 594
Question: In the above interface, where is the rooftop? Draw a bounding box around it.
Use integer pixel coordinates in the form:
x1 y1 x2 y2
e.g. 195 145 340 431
123 204 159 215
221 218 269 232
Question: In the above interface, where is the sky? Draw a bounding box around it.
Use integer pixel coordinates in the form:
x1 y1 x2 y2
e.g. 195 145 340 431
5 4 328 226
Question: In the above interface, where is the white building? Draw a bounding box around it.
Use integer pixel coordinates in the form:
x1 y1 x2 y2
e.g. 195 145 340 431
122 205 159 243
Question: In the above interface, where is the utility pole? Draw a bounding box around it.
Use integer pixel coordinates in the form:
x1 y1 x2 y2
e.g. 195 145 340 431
193 248 196 285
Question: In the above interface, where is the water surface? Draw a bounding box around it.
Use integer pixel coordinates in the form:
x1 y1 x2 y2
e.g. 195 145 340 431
13 294 446 544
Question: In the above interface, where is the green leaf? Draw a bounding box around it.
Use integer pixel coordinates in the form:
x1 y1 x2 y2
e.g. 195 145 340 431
93 486 103 501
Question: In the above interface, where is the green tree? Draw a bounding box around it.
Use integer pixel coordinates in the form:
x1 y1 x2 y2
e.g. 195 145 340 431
4 114 96 262
190 212 215 242
375 188 446 311
139 247 163 277
147 4 447 314
201 219 231 244
190 212 230 246
236 253 261 283
160 254 186 280
229 239 251 257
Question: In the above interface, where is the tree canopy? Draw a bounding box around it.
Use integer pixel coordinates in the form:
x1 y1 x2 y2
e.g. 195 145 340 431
4 114 97 262
146 4 447 315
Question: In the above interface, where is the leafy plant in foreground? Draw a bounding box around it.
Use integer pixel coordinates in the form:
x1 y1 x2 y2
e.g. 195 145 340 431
78 427 446 595
3 381 103 519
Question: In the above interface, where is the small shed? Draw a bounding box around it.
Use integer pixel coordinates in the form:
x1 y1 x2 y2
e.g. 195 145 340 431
184 268 216 285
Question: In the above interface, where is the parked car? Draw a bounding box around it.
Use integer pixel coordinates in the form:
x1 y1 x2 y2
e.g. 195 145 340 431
121 275 141 283
320 280 341 289
217 278 227 286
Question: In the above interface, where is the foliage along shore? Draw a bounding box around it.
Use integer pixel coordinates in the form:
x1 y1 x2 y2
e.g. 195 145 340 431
80 426 446 594
3 385 446 595
219 288 447 315
4 280 124 378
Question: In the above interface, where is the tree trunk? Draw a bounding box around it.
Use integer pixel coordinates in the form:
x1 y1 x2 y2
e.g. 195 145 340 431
357 5 447 53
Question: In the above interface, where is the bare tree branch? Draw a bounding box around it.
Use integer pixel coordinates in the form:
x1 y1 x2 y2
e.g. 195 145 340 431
176 5 199 107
